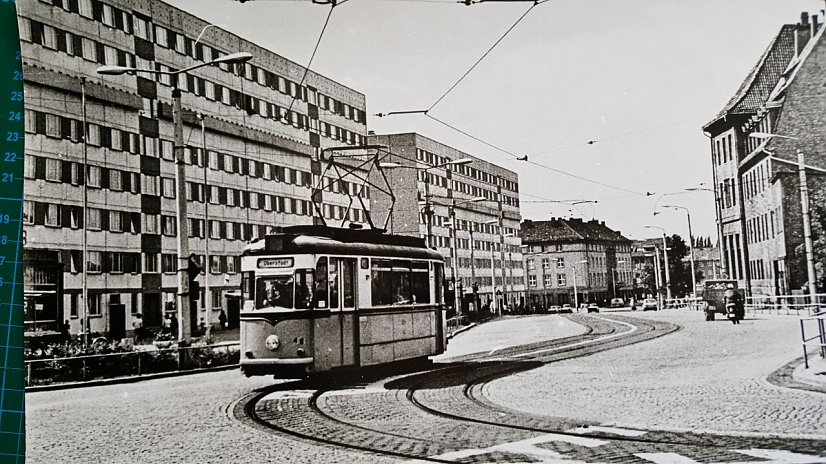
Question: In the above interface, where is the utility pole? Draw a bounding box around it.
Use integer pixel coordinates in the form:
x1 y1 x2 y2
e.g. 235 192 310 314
199 114 211 342
798 149 818 299
172 78 192 344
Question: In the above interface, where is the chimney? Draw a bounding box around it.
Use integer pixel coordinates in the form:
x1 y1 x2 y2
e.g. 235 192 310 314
368 130 376 136
796 12 812 56
813 14 820 35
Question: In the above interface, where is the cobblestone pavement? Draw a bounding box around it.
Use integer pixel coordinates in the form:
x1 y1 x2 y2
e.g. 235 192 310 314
25 371 396 464
26 311 826 463
486 310 826 439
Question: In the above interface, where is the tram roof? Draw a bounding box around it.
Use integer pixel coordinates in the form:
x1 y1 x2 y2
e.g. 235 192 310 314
243 225 443 261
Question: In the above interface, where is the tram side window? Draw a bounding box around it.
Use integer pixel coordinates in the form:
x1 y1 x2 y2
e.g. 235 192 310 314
256 276 293 309
294 269 314 310
314 258 328 308
371 259 423 306
242 271 254 303
328 257 339 309
411 261 430 304
434 263 444 303
342 259 355 308
371 259 393 306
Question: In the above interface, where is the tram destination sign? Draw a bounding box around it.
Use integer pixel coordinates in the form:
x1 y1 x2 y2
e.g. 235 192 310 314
258 258 294 268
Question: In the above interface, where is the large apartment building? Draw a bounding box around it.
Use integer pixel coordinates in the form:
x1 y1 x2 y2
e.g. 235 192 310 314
367 133 524 313
20 0 369 337
702 12 826 298
521 218 633 308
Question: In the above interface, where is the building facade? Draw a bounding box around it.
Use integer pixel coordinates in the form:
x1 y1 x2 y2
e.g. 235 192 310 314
702 11 826 298
521 218 633 308
20 0 370 336
367 133 524 313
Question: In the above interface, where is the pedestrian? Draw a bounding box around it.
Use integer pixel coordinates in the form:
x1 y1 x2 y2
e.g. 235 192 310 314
218 309 227 330
60 320 71 343
723 284 744 324
169 313 179 336
132 313 144 344
198 317 206 336
161 313 172 335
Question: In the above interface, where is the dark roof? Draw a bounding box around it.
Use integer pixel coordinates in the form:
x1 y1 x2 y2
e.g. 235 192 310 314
521 218 630 244
703 25 797 130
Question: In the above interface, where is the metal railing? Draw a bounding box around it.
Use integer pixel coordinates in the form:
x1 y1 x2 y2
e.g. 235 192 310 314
745 293 826 316
25 342 240 387
800 310 826 369
446 315 469 334
662 297 703 310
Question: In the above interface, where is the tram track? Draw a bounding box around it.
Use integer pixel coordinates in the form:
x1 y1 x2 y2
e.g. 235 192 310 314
233 314 826 462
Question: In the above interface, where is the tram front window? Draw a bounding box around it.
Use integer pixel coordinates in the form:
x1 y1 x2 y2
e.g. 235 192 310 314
256 276 294 309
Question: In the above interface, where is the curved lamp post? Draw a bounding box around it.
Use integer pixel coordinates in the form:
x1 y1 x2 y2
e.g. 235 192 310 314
98 51 253 343
644 225 671 300
661 204 697 298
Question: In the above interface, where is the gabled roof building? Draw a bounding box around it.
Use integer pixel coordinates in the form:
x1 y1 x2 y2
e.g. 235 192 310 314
521 218 633 308
702 11 826 298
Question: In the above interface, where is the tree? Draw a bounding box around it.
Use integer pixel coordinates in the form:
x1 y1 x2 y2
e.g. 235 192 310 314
665 234 693 297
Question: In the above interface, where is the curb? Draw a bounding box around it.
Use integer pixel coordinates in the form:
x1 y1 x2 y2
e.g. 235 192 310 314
767 356 826 394
26 364 239 393
447 322 478 339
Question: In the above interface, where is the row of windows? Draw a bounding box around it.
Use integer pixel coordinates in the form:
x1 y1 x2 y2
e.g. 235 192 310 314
743 117 771 155
23 20 366 147
60 249 241 275
415 148 518 193
25 109 370 200
743 160 770 200
454 257 521 270
723 233 744 280
720 178 738 209
422 213 519 240
528 274 567 287
527 257 567 270
419 170 518 208
66 288 226 319
714 133 735 165
746 212 776 245
36 0 367 125
749 259 769 280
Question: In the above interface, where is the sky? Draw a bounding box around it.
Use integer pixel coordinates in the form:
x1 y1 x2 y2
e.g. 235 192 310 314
166 0 823 242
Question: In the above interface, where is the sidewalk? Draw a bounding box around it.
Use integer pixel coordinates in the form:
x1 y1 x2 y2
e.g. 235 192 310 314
792 354 826 392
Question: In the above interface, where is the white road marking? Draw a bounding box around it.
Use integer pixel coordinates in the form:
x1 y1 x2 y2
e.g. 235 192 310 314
324 387 386 396
261 389 315 401
636 453 699 464
510 315 638 358
731 448 826 463
428 433 607 462
637 449 826 464
566 426 648 437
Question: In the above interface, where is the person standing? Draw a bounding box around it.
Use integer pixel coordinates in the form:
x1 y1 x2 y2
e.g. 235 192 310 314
161 314 172 335
132 314 144 343
218 309 227 330
169 314 179 337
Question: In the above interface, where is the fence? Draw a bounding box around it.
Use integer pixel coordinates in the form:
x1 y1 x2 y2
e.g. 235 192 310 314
25 342 240 387
745 293 826 316
662 297 703 310
800 310 826 369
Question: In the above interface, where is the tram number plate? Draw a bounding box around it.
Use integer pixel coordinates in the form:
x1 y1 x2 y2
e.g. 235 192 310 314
258 258 294 268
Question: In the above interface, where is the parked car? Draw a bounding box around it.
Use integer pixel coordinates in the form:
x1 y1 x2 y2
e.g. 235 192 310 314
641 298 658 311
560 304 573 313
610 298 624 308
587 303 600 313
547 305 561 314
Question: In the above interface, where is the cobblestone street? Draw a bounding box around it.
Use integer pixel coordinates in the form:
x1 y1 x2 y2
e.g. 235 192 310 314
486 310 826 438
26 311 826 463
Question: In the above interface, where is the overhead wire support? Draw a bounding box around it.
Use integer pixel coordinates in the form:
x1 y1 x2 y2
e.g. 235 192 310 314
428 2 538 112
286 2 337 115
374 109 429 118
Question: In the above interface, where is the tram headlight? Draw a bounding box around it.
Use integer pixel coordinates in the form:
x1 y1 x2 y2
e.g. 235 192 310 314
265 335 280 351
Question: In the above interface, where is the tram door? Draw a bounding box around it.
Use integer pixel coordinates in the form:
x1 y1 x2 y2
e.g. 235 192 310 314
315 257 358 369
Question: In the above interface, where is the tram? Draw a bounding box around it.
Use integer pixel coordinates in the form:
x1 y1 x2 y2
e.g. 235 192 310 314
239 225 448 377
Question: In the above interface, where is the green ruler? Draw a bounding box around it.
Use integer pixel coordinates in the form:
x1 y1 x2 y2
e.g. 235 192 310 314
0 1 25 462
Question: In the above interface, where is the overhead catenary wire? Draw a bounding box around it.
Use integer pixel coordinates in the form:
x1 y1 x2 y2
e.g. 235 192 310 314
286 3 337 115
428 2 538 112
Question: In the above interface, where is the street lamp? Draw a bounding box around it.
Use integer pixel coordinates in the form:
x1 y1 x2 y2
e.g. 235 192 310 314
97 51 253 344
572 259 588 309
613 260 626 299
660 204 697 298
644 225 671 301
445 196 486 317
749 132 824 298
685 186 726 279
380 157 473 248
